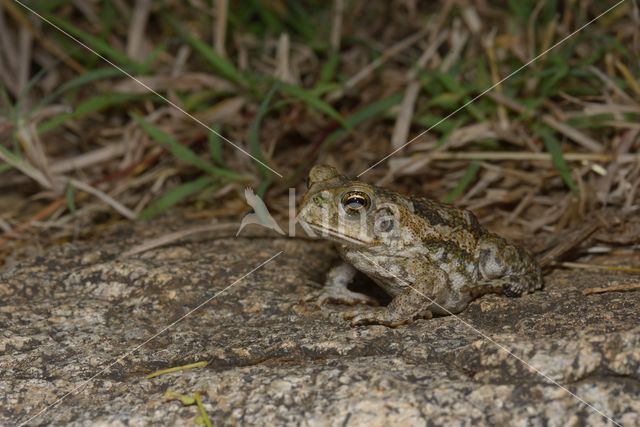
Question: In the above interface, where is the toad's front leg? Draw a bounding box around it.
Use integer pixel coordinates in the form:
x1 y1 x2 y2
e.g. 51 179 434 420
317 262 379 306
343 262 455 327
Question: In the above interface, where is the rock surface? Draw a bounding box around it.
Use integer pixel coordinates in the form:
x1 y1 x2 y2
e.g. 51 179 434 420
1 216 639 426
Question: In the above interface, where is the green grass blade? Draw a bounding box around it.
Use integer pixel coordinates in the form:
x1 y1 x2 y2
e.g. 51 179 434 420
146 361 208 380
284 92 404 187
207 123 225 166
507 0 535 24
39 93 142 133
319 51 340 83
163 390 196 405
38 67 123 108
534 125 578 194
413 114 469 148
46 15 144 73
65 183 77 215
194 393 213 427
282 2 316 42
140 42 168 71
1 84 13 117
0 145 22 166
434 72 465 93
170 18 251 89
248 83 279 196
444 161 481 203
279 82 350 130
309 82 341 97
412 114 458 135
251 0 283 34
0 163 13 174
426 92 465 109
132 114 242 180
140 176 216 220
538 60 569 97
323 91 403 148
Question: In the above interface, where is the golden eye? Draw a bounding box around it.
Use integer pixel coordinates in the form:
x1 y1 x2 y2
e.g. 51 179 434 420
341 191 370 214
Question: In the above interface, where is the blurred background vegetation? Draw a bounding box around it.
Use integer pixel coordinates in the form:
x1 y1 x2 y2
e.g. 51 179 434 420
0 0 638 258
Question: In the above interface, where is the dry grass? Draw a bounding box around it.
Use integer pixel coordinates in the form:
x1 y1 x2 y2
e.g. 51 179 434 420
0 0 639 262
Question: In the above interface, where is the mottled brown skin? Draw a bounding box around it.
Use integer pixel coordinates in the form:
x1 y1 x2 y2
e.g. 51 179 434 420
298 165 543 327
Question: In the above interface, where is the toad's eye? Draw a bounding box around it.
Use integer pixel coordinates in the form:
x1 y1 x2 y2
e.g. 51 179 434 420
341 191 370 214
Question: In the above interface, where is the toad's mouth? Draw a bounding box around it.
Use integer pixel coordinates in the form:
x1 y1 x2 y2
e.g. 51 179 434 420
300 221 371 247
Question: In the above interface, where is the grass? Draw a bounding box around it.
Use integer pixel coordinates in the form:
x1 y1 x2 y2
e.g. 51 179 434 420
170 16 252 90
162 389 213 426
535 124 579 193
145 361 208 379
132 115 247 219
39 93 145 133
0 0 638 248
444 161 482 203
248 82 279 196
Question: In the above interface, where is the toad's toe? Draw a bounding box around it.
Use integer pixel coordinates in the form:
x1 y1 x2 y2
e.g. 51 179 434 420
317 287 379 307
343 308 408 327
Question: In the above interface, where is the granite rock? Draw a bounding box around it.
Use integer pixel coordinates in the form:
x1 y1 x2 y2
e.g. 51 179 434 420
1 217 639 426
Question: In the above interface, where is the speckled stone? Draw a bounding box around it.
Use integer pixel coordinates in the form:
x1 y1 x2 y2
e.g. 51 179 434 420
1 216 639 426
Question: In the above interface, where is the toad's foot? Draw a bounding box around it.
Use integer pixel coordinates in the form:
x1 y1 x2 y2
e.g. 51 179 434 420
343 307 431 327
477 276 539 298
317 262 378 306
317 285 379 306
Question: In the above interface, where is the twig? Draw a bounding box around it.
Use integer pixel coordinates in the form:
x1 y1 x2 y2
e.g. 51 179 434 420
326 27 430 101
50 142 129 174
145 361 208 379
583 282 640 295
0 197 65 247
488 92 605 152
17 22 31 91
126 0 151 61
213 0 228 57
330 0 344 51
504 186 537 226
275 32 294 83
540 114 604 153
588 65 635 104
121 223 239 257
3 0 84 73
527 0 546 59
440 19 468 72
561 262 640 274
112 73 234 94
597 128 639 205
412 150 640 163
17 120 54 184
69 179 136 220
0 139 53 190
391 31 448 151
538 221 602 267
0 2 19 72
483 28 509 129
614 60 640 99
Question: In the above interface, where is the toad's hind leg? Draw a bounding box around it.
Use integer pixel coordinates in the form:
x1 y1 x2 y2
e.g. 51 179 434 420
344 287 434 327
477 234 543 297
345 261 453 327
